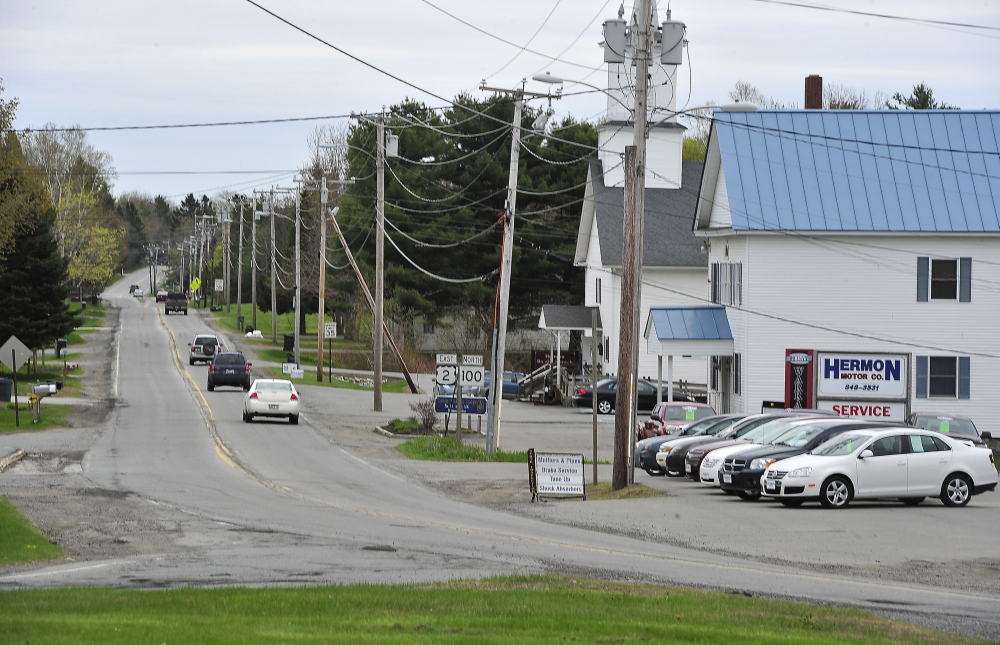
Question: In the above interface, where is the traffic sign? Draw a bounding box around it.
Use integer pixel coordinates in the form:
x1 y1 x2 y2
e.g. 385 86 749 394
462 354 483 366
214 278 224 292
323 322 338 339
0 335 31 373
458 364 485 387
435 364 457 386
435 396 488 415
436 354 457 365
190 277 202 292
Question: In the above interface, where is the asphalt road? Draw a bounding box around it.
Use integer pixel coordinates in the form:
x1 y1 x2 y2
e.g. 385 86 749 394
2 275 999 639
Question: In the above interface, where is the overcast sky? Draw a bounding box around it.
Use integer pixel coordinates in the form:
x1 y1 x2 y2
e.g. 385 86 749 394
3 0 998 201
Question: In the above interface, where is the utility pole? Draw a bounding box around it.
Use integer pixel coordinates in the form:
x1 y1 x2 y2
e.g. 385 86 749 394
374 115 385 412
269 189 277 343
251 194 260 331
317 175 328 381
292 178 304 367
235 196 245 328
613 0 654 490
480 82 550 453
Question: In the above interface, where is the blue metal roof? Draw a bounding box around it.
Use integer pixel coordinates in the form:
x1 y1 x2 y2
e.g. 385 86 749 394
647 306 733 341
713 110 1000 232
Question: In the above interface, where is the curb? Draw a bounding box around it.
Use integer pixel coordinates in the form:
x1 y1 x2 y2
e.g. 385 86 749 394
0 449 26 472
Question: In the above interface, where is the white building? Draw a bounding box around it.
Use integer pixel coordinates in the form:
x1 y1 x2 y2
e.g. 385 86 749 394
693 109 1000 430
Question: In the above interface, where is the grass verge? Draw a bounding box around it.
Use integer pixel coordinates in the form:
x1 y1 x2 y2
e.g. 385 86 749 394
0 497 63 565
261 366 411 393
397 436 527 462
0 574 976 644
0 403 72 433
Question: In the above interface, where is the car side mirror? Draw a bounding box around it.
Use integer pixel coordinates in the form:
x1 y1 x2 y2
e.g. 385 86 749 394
247 363 252 367
858 449 874 460
981 431 993 440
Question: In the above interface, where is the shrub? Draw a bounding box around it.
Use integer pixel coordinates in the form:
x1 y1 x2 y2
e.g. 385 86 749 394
409 399 438 430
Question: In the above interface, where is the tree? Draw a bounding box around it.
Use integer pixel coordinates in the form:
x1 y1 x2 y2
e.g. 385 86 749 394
0 79 38 260
886 83 957 110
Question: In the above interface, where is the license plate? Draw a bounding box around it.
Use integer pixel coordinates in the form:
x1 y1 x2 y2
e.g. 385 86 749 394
268 404 279 410
765 479 776 491
685 463 692 473
225 369 235 374
722 474 732 484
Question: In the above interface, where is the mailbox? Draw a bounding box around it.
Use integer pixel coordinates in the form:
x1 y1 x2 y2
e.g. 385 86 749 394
32 383 57 397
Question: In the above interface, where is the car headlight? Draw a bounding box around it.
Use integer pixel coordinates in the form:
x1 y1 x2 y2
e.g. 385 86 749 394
669 447 682 455
787 466 812 478
750 458 777 470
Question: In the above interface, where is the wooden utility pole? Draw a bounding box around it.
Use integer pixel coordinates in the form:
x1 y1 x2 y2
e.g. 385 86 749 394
374 116 385 411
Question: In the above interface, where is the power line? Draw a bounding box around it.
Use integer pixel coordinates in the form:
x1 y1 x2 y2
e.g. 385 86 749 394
747 0 1000 33
4 114 353 134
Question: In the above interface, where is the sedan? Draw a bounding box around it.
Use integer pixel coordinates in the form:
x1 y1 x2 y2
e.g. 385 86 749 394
761 428 999 508
572 378 671 415
634 414 744 476
244 379 300 424
474 371 525 400
638 401 717 439
155 290 168 302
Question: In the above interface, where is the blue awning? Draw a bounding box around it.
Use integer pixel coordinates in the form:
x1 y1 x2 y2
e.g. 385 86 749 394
644 306 734 356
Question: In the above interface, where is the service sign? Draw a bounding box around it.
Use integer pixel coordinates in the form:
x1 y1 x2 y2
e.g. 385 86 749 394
818 400 907 422
532 453 585 497
816 353 907 400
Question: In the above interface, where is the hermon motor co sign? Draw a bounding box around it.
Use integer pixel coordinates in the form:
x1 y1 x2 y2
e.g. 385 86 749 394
815 352 909 421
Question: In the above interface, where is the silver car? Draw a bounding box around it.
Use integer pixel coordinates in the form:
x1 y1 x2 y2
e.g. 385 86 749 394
243 379 300 424
188 334 224 365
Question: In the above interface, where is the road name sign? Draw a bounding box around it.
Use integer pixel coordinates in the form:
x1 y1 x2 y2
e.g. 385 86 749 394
435 396 488 415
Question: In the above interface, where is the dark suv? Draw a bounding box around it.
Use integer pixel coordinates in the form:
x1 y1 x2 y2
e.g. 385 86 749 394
207 352 252 391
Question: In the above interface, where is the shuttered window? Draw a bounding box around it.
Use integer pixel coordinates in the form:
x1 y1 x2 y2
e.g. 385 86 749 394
917 256 971 302
915 356 970 399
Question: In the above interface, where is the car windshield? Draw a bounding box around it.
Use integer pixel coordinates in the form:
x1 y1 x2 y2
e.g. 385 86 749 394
913 416 978 437
812 432 869 456
256 381 292 392
663 406 714 422
678 416 727 435
770 421 843 447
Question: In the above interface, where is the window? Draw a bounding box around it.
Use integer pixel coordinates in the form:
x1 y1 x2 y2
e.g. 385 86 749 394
711 262 742 306
907 434 950 453
868 435 903 457
733 353 742 395
915 356 970 399
917 257 971 302
596 277 602 304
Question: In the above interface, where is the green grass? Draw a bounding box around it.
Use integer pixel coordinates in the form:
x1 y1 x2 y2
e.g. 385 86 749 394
397 436 528 462
0 497 63 565
0 574 976 644
0 403 72 433
260 366 412 393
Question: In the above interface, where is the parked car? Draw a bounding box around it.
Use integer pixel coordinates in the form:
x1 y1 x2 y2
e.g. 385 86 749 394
474 370 525 400
761 428 999 508
639 401 717 439
634 414 745 476
188 334 224 365
155 290 168 302
571 378 672 414
165 291 188 315
207 352 252 391
244 379 300 424
718 419 892 499
905 412 992 447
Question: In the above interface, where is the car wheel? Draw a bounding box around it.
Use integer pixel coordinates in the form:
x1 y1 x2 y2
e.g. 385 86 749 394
207 382 215 392
899 497 925 506
243 411 252 423
596 399 613 415
941 474 972 507
819 476 852 509
779 499 805 507
736 490 761 501
289 414 299 425
189 358 195 366
243 382 250 391
643 467 666 477
665 470 684 478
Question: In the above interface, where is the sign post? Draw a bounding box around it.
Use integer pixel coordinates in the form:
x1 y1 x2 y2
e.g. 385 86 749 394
323 322 337 383
1 335 33 427
434 353 485 443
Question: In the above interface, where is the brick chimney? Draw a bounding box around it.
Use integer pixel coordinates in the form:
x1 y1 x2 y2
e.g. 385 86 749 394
805 75 823 109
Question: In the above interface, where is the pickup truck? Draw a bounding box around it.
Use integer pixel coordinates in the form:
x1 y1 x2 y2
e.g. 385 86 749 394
164 292 188 315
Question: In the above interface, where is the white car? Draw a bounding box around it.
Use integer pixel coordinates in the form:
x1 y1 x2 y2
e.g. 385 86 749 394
243 379 300 424
761 427 998 508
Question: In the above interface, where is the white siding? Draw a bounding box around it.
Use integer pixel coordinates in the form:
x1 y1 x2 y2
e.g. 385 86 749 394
715 233 1000 429
597 127 683 189
707 167 731 230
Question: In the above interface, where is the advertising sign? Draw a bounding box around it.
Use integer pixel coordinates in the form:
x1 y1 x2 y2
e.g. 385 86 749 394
817 400 907 422
434 396 488 415
816 353 907 399
528 450 585 500
783 349 814 409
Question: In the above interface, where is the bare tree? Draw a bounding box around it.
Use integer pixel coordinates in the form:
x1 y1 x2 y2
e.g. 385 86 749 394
824 82 889 110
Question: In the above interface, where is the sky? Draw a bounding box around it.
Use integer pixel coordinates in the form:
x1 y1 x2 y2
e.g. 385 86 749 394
2 0 998 202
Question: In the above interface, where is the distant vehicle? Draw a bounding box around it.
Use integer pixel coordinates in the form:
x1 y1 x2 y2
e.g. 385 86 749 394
129 284 140 294
761 427 998 508
207 352 252 391
155 290 168 302
571 377 673 414
244 379 300 424
165 292 188 315
132 289 143 298
905 412 991 448
475 371 525 400
639 401 717 439
188 334 224 365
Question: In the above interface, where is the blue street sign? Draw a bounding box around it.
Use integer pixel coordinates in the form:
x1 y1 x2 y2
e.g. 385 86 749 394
434 396 488 415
